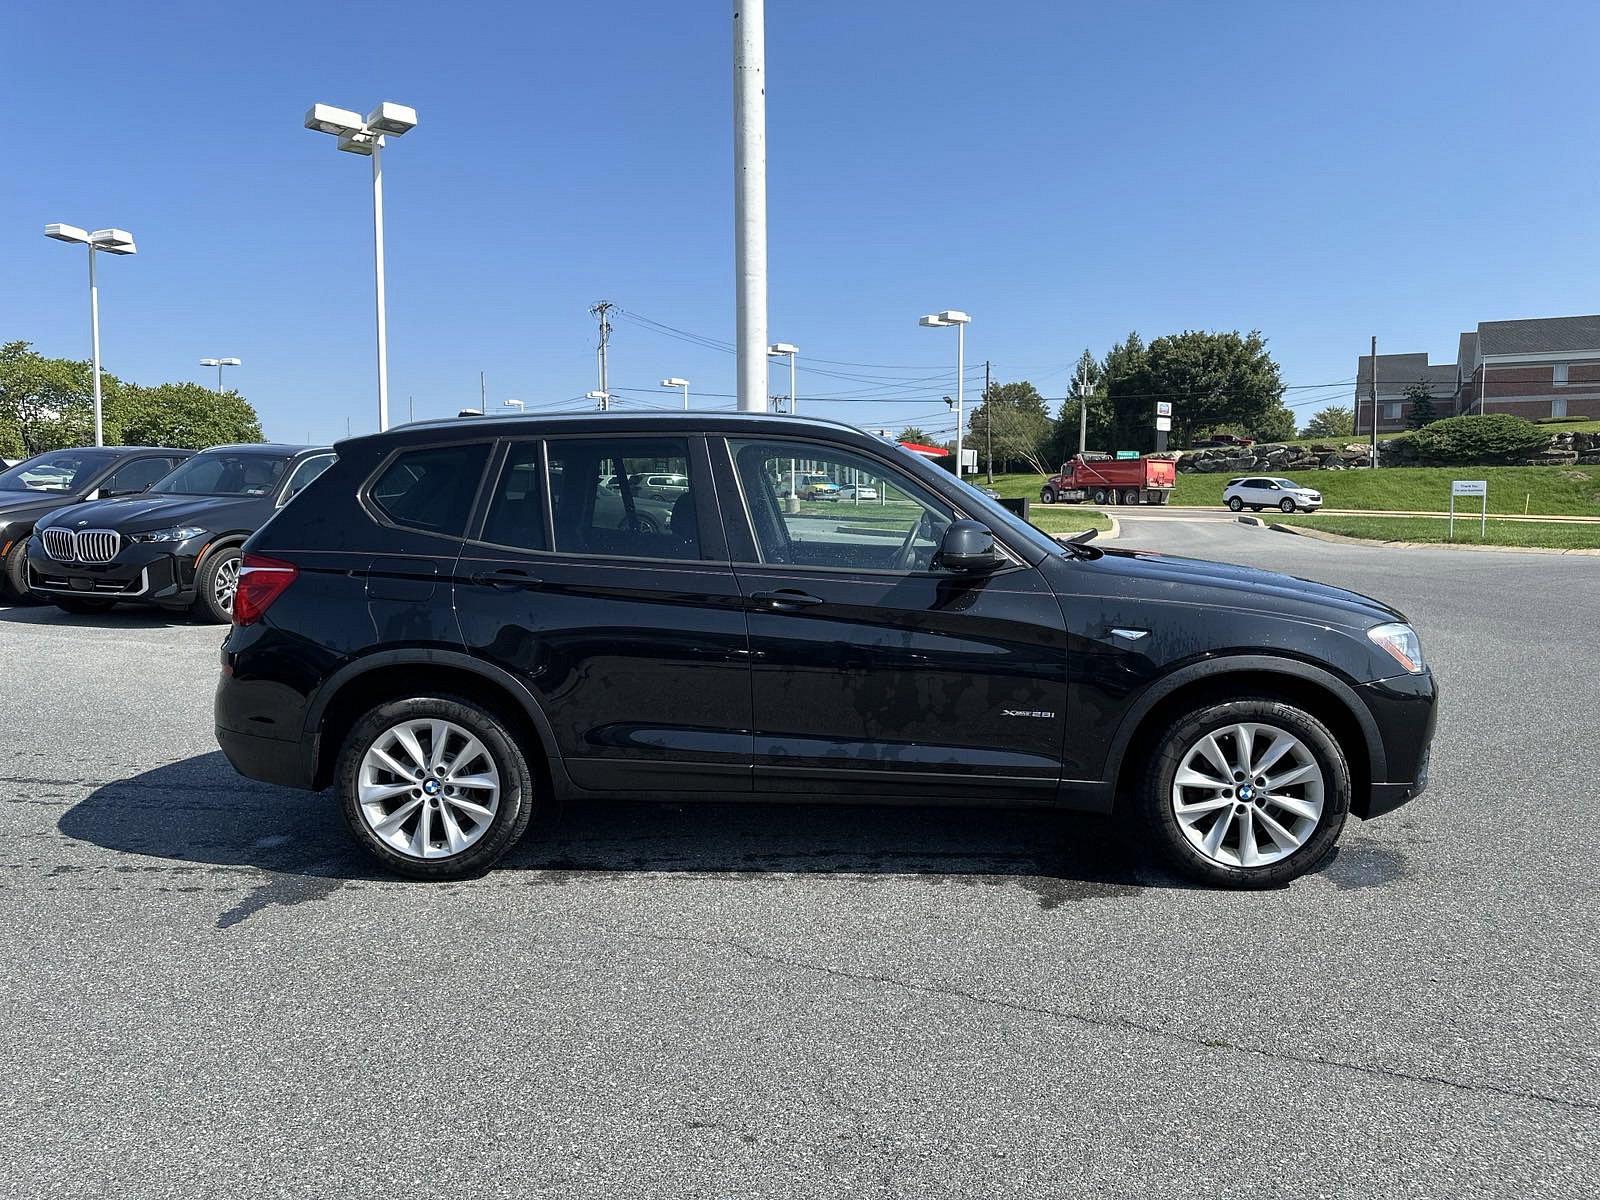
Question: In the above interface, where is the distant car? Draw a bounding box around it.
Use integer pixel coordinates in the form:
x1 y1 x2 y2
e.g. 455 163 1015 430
797 475 840 500
0 446 195 601
1223 476 1322 514
833 484 879 501
27 443 333 621
1195 434 1256 448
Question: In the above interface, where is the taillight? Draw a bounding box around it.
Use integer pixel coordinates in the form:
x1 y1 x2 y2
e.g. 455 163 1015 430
232 553 298 626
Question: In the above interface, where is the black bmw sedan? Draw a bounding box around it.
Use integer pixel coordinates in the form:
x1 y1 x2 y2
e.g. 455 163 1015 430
0 446 194 601
27 443 333 621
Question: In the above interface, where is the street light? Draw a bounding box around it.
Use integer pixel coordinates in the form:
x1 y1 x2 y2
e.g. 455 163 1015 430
660 377 690 410
587 390 611 412
502 399 525 412
199 357 241 393
44 224 138 447
304 100 418 433
767 343 798 414
920 311 970 476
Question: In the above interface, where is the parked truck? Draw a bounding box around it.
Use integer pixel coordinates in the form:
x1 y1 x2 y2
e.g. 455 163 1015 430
1039 454 1176 505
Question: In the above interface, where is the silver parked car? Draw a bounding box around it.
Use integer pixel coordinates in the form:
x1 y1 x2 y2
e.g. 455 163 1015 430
1223 476 1322 513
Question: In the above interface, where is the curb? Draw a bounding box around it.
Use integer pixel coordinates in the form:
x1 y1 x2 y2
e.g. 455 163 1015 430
1266 521 1600 556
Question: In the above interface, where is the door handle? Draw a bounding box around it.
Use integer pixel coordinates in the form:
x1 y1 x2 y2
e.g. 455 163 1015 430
751 589 824 609
469 568 542 591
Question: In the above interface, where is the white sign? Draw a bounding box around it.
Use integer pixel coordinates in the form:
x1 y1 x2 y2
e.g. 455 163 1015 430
1155 416 1172 432
1155 401 1173 417
1449 480 1487 540
1452 480 1486 496
959 448 978 474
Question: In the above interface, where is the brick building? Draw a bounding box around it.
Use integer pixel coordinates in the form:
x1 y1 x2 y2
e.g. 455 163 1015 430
1354 314 1600 432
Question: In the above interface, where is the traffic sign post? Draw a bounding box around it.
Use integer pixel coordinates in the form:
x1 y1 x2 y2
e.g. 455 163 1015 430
1450 480 1487 540
1153 401 1172 453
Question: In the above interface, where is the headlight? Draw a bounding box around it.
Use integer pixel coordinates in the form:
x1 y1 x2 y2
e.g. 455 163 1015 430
130 525 207 544
1368 622 1424 674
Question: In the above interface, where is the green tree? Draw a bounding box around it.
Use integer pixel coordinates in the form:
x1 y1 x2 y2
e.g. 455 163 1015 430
897 426 933 445
1047 348 1116 466
1405 380 1438 430
1300 405 1354 439
1253 402 1298 443
968 380 1051 477
0 341 113 455
108 382 263 449
1102 332 1152 451
1131 330 1285 450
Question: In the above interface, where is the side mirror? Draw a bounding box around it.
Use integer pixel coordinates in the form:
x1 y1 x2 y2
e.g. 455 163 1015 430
938 519 1002 573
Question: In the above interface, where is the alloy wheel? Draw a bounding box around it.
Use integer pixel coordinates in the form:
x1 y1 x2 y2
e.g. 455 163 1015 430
1170 721 1325 869
214 556 240 614
357 718 502 859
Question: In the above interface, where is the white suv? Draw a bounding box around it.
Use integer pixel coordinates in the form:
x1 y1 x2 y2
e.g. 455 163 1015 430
1223 476 1322 513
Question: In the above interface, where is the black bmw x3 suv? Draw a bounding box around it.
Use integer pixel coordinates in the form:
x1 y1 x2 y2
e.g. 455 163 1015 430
215 413 1436 887
29 443 334 621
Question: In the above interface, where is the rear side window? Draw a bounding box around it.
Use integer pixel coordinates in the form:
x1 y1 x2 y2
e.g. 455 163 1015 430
369 443 489 536
479 443 546 551
546 437 701 561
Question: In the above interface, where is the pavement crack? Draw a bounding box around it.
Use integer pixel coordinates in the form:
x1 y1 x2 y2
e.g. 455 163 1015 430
592 921 1598 1118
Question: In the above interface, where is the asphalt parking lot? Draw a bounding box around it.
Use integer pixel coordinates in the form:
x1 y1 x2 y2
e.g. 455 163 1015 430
2 518 1597 1199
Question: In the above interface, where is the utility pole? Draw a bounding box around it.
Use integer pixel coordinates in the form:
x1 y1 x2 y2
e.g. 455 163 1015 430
479 370 486 412
1078 377 1091 456
1370 334 1379 468
983 360 993 483
590 301 614 409
408 394 414 423
733 0 768 413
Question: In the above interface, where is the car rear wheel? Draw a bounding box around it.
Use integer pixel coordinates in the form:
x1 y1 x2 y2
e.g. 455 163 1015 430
1040 487 1056 504
193 547 241 624
1137 697 1350 888
51 596 116 615
2 537 34 601
338 696 535 880
1226 496 1244 512
1280 498 1297 514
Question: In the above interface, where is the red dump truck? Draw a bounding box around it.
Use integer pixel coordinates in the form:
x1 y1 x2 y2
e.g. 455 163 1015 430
1039 454 1176 506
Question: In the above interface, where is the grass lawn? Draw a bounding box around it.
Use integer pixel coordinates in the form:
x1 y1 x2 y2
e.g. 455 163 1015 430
1278 514 1600 550
1027 508 1114 535
975 467 1600 516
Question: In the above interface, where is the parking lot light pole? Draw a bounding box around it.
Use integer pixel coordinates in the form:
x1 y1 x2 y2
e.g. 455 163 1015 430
660 378 690 410
199 357 241 393
304 101 418 433
502 399 525 413
920 311 970 476
45 225 137 447
767 344 798 415
587 390 611 412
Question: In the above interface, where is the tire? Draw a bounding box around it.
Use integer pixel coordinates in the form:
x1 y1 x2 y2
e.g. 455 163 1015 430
1227 497 1244 512
337 695 536 880
2 536 33 602
1121 489 1140 506
1040 487 1056 505
1136 696 1351 888
620 512 660 535
1280 498 1297 514
193 546 241 624
1092 488 1110 505
51 596 116 614
1250 506 1262 512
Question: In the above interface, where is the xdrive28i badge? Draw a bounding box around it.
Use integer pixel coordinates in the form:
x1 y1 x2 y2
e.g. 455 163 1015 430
1001 709 1056 719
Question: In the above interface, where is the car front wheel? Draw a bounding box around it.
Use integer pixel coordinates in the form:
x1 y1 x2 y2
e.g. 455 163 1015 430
337 695 535 879
2 537 33 601
1280 498 1297 513
1137 697 1350 888
1226 496 1244 512
194 547 241 624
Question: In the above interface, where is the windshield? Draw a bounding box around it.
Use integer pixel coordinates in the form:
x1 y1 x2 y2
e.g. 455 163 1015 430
0 449 116 493
1272 478 1304 488
151 451 291 497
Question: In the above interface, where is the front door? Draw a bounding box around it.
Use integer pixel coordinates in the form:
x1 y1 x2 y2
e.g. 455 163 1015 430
454 434 753 794
717 436 1070 801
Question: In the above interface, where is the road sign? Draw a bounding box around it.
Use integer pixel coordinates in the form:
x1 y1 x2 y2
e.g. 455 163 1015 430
1155 416 1172 432
1155 401 1173 417
1115 451 1139 460
1449 480 1487 539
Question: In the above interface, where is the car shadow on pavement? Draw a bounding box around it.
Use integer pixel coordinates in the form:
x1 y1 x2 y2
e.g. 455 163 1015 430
0 601 203 629
59 753 1191 922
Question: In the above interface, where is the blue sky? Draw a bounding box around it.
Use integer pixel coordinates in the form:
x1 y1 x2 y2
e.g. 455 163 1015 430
4 0 1599 445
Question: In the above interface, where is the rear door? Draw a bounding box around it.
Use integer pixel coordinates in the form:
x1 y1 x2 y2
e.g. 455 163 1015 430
717 435 1070 801
454 434 752 794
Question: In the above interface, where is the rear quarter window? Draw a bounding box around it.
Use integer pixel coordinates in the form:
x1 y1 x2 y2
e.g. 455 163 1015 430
368 443 490 536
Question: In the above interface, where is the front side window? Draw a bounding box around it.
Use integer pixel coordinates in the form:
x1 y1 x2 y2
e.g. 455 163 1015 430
546 437 700 561
103 457 171 495
154 452 291 497
369 443 490 536
730 439 952 571
0 449 116 493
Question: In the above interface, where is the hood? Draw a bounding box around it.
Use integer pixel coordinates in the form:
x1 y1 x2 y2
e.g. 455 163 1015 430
1078 546 1405 629
0 490 83 524
37 492 269 534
